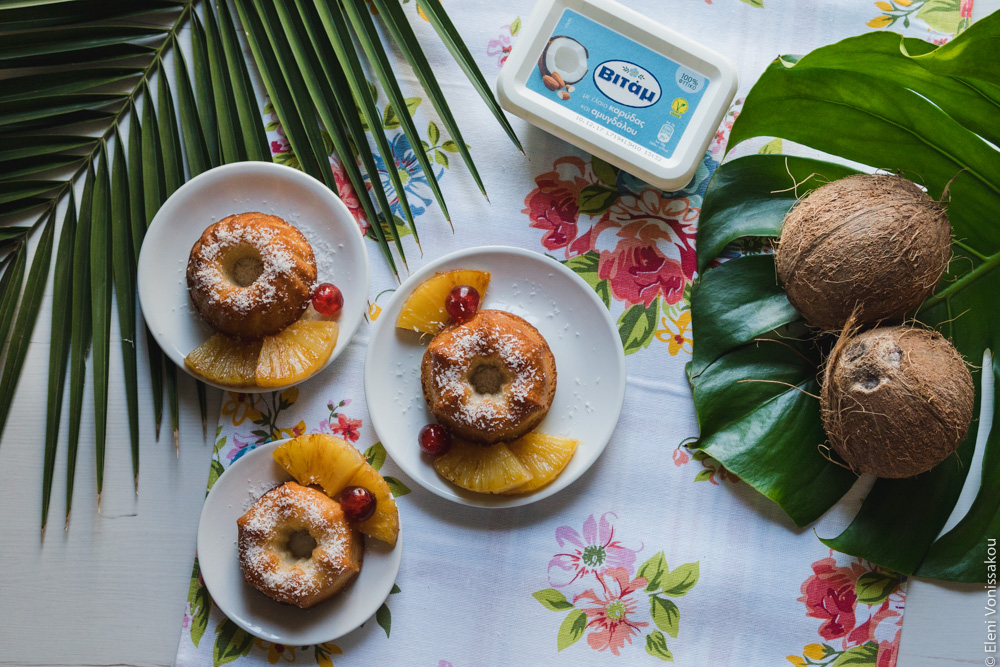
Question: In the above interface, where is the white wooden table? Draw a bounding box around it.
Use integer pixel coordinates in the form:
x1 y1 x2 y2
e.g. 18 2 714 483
1 1 996 663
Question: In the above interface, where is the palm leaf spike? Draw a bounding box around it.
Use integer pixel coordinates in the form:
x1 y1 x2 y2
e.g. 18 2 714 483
197 380 208 438
342 0 450 238
65 163 95 529
140 83 166 440
236 0 339 191
230 0 329 190
202 0 247 163
158 70 187 456
314 0 415 265
110 128 140 492
90 143 113 511
166 362 180 456
42 191 76 534
0 207 55 438
126 102 145 261
0 246 26 355
370 0 487 205
416 0 524 154
190 10 220 166
175 45 212 178
276 0 398 278
214 0 272 162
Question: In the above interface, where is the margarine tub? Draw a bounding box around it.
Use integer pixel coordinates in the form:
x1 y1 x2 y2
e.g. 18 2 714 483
497 0 738 190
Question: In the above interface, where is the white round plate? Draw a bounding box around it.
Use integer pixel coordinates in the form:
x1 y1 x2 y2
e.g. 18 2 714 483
137 162 369 392
197 439 403 645
364 246 626 507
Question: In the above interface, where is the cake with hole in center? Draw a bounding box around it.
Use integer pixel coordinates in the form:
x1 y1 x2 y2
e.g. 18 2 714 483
186 212 317 340
237 481 363 608
420 309 557 444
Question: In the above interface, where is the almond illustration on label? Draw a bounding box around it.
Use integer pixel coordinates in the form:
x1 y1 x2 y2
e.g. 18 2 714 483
558 90 571 100
542 74 561 91
552 72 566 88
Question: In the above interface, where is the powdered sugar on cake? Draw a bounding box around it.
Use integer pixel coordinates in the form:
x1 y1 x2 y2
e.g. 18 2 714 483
238 484 352 600
191 222 305 314
429 314 546 431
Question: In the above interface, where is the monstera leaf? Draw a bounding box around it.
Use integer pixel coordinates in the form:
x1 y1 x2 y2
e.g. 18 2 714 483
689 16 1000 582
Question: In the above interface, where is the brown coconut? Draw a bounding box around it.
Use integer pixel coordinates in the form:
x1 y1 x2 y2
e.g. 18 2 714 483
820 325 974 478
775 174 951 331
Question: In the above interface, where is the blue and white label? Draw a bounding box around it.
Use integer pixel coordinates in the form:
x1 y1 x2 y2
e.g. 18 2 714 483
526 9 711 164
594 61 661 108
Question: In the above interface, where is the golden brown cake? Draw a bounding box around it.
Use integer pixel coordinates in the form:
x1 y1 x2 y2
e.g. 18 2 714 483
421 309 557 444
237 481 363 608
186 212 317 340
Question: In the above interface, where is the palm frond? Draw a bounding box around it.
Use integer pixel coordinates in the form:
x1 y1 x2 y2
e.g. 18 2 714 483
0 0 520 529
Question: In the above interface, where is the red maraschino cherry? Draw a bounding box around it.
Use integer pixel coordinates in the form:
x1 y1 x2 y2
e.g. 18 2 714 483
312 283 344 317
445 285 480 324
419 423 452 456
340 485 376 522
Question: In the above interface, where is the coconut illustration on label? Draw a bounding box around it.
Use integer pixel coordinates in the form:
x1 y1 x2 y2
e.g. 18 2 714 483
538 35 589 101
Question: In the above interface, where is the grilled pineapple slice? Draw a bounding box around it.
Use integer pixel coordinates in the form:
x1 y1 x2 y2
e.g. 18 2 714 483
433 438 533 494
395 269 491 334
184 334 261 389
503 433 579 494
256 320 338 387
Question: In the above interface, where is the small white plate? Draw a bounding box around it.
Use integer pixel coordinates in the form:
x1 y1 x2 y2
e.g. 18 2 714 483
197 439 403 646
137 162 369 392
364 246 626 507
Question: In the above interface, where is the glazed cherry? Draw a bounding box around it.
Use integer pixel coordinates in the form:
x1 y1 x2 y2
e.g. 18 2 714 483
445 285 480 324
419 423 452 456
312 283 344 317
340 486 376 523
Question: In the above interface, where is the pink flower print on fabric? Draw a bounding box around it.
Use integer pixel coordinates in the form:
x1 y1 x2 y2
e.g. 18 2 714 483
548 512 642 587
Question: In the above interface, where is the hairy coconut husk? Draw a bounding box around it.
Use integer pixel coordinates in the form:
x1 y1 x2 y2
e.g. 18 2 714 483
776 174 951 331
820 325 974 478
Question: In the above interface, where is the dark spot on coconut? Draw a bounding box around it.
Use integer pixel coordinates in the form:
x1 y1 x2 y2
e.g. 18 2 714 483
883 344 902 367
846 342 867 362
856 370 883 392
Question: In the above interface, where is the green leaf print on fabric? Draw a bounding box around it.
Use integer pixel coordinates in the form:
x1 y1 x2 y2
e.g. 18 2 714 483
185 558 211 649
830 641 880 666
562 251 612 308
375 583 401 638
558 609 588 651
578 183 619 216
591 156 620 186
659 562 700 597
618 301 659 355
638 552 668 591
645 630 674 661
917 0 963 33
650 597 680 638
213 618 254 666
384 476 412 498
364 441 387 471
533 588 575 611
382 97 422 130
855 571 900 605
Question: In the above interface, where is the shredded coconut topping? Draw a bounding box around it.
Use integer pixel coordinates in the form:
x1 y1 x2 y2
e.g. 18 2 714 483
237 483 352 602
189 215 314 315
427 311 550 431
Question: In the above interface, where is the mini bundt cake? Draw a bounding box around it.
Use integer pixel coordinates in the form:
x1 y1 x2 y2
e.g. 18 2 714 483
421 309 557 443
187 212 317 340
237 481 363 608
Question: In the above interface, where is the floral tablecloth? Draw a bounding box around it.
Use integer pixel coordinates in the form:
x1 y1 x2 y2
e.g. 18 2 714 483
175 0 975 664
